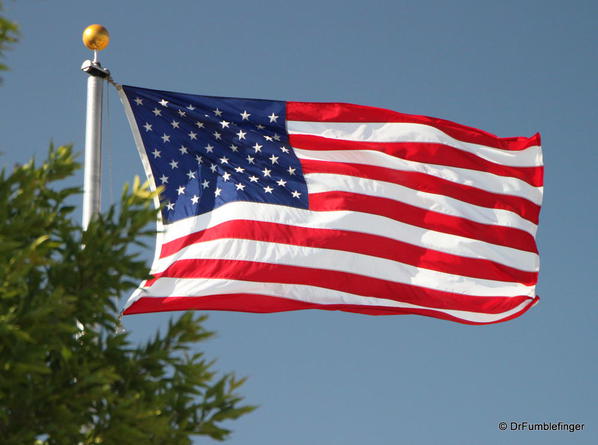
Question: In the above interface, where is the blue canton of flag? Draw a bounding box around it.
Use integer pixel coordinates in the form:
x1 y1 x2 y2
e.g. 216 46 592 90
121 85 308 223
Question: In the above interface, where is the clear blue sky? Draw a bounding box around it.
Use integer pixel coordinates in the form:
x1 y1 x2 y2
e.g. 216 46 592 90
1 1 596 444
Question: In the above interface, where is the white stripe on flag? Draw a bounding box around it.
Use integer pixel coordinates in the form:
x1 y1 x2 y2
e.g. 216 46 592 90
154 237 535 297
294 147 543 204
133 278 535 324
156 201 539 272
287 121 542 167
304 172 538 235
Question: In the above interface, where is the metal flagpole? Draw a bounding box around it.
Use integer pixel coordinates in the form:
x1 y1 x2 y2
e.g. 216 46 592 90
81 25 110 230
79 25 128 334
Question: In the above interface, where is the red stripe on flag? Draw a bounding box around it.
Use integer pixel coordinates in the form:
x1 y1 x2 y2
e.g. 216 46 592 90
124 294 539 325
287 102 541 151
159 220 537 285
149 258 534 315
290 134 543 186
308 191 538 254
302 159 540 225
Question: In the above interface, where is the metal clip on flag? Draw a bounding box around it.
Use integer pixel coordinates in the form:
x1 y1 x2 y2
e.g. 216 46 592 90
117 85 543 325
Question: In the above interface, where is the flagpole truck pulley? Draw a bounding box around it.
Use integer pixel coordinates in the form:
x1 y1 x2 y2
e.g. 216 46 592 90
81 24 110 230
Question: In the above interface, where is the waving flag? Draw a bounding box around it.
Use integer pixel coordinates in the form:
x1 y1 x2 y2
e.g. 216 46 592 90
118 85 543 324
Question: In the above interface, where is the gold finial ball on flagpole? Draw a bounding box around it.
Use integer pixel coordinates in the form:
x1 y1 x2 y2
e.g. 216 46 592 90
82 24 110 51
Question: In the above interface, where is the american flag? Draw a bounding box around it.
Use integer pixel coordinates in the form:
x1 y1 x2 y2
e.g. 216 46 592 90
119 85 543 324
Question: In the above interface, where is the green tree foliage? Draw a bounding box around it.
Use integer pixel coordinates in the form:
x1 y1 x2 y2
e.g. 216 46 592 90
0 0 19 78
0 146 255 444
